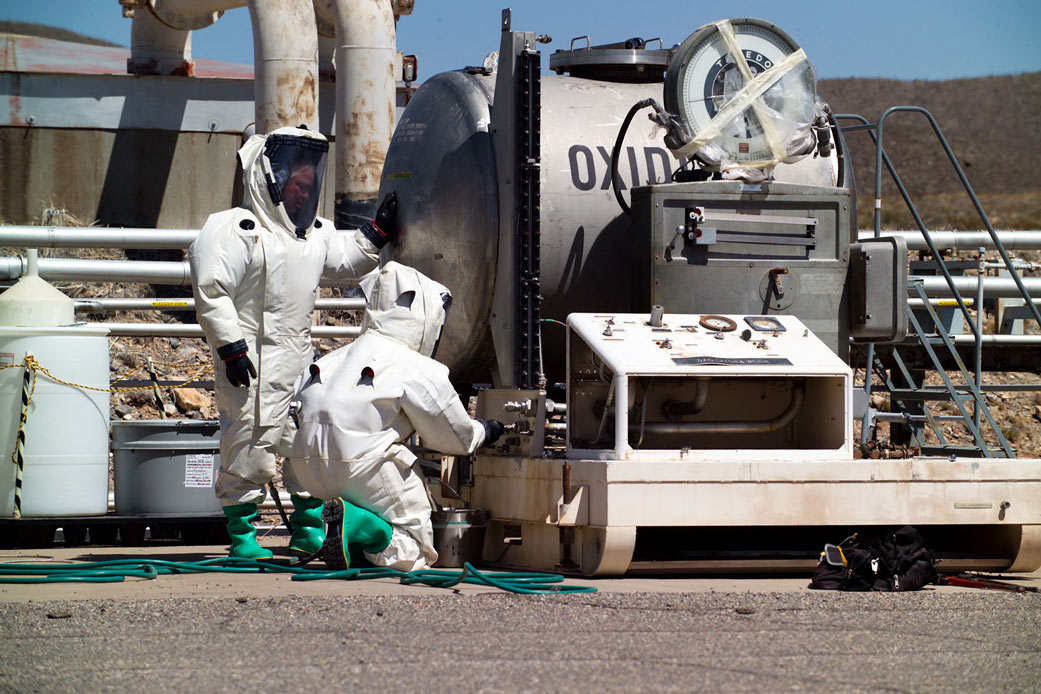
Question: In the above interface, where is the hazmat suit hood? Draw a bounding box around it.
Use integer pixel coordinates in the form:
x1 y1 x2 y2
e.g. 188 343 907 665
360 262 452 358
239 126 329 238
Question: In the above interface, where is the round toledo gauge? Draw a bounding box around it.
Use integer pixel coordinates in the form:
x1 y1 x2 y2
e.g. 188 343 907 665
698 314 737 332
663 18 812 164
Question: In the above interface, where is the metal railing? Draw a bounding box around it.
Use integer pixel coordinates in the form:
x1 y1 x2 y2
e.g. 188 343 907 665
840 108 1039 458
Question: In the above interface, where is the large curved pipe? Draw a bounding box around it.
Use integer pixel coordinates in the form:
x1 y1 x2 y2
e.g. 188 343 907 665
247 0 320 132
633 382 806 435
125 0 247 75
141 0 245 31
326 0 397 228
127 4 193 76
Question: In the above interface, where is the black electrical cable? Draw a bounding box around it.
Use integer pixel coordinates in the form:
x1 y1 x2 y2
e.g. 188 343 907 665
610 99 656 217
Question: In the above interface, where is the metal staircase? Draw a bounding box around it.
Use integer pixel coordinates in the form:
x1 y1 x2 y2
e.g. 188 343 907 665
839 107 1041 458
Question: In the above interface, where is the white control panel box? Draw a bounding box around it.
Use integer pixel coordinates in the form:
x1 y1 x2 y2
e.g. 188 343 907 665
566 312 852 461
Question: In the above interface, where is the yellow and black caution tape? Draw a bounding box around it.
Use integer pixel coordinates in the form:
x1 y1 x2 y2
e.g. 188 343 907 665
1 354 213 394
8 360 35 519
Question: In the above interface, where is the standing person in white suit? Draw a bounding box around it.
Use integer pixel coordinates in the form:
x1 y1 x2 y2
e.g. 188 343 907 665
290 262 504 571
189 125 396 560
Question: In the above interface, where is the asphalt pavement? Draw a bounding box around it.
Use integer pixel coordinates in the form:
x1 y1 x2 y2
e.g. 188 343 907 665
0 539 1039 693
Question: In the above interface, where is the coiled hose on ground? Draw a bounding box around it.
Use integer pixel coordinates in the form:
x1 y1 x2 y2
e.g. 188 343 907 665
0 557 597 594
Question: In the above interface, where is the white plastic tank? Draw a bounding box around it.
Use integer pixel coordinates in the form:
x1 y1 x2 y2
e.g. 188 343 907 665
0 250 110 517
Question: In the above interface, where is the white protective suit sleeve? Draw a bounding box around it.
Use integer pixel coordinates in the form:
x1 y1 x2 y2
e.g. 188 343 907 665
400 367 486 455
323 228 380 283
189 210 257 349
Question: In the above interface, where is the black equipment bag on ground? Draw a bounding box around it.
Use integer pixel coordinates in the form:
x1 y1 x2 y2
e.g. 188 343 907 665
809 526 938 592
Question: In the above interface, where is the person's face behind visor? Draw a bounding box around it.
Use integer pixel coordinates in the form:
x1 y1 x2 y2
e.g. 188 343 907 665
263 134 328 231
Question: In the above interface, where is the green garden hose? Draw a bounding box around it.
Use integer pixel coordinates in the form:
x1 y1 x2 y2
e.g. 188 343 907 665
0 558 596 594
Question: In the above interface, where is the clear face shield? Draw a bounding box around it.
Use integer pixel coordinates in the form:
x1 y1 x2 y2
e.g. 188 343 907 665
262 134 329 232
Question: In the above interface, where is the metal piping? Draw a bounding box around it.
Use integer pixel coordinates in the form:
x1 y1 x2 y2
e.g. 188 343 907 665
325 0 398 227
0 227 198 249
97 323 361 338
123 0 246 31
632 382 805 435
0 257 191 285
74 297 365 312
123 0 247 74
860 230 1041 251
661 379 709 419
914 276 1041 299
247 0 320 132
127 4 194 76
0 257 363 286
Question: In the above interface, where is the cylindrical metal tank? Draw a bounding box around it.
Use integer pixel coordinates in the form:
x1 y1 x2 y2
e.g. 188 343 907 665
381 68 840 383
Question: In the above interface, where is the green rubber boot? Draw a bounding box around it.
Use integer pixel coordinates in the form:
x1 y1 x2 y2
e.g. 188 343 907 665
288 494 326 556
320 498 393 570
223 502 274 560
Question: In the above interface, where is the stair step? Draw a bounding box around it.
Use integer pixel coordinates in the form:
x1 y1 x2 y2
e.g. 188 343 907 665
888 389 975 402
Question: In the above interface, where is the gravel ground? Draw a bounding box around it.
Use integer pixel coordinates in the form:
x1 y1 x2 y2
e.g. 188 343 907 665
0 591 1038 693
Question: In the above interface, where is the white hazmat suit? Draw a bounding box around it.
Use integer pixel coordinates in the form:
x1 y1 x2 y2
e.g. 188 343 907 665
189 126 382 507
290 262 495 571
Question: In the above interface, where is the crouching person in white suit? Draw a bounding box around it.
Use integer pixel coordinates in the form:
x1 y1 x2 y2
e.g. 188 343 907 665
289 262 504 571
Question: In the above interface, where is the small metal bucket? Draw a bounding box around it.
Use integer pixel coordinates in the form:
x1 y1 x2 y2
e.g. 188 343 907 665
432 508 488 568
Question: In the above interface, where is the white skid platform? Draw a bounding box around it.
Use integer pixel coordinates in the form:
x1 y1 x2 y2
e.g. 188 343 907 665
466 313 1041 575
472 454 1041 575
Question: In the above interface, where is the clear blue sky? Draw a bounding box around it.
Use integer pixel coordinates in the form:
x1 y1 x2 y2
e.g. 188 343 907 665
4 0 1040 80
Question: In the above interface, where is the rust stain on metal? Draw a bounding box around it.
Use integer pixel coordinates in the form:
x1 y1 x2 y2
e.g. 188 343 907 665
2 35 18 72
292 72 317 124
7 73 21 123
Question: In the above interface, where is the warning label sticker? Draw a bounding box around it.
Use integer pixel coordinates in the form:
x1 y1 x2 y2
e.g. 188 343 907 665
672 356 793 366
0 352 14 366
184 453 215 488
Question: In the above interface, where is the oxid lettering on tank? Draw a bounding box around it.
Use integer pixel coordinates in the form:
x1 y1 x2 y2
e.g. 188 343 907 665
567 145 674 191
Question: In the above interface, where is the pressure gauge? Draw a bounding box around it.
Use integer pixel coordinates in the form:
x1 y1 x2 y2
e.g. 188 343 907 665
663 18 814 165
744 316 786 332
699 314 737 332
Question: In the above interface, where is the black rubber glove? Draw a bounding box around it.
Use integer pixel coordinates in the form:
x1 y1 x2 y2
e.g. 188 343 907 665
479 419 505 447
360 192 399 249
375 191 398 236
224 355 256 388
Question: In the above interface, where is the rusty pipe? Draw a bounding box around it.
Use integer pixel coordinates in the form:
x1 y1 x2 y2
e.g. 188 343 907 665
134 0 246 31
324 0 397 228
247 0 320 133
127 4 193 75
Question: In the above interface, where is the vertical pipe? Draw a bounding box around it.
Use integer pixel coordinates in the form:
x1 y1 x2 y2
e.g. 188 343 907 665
25 249 38 277
127 5 193 76
247 0 320 133
329 0 397 228
615 375 629 460
318 35 337 81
